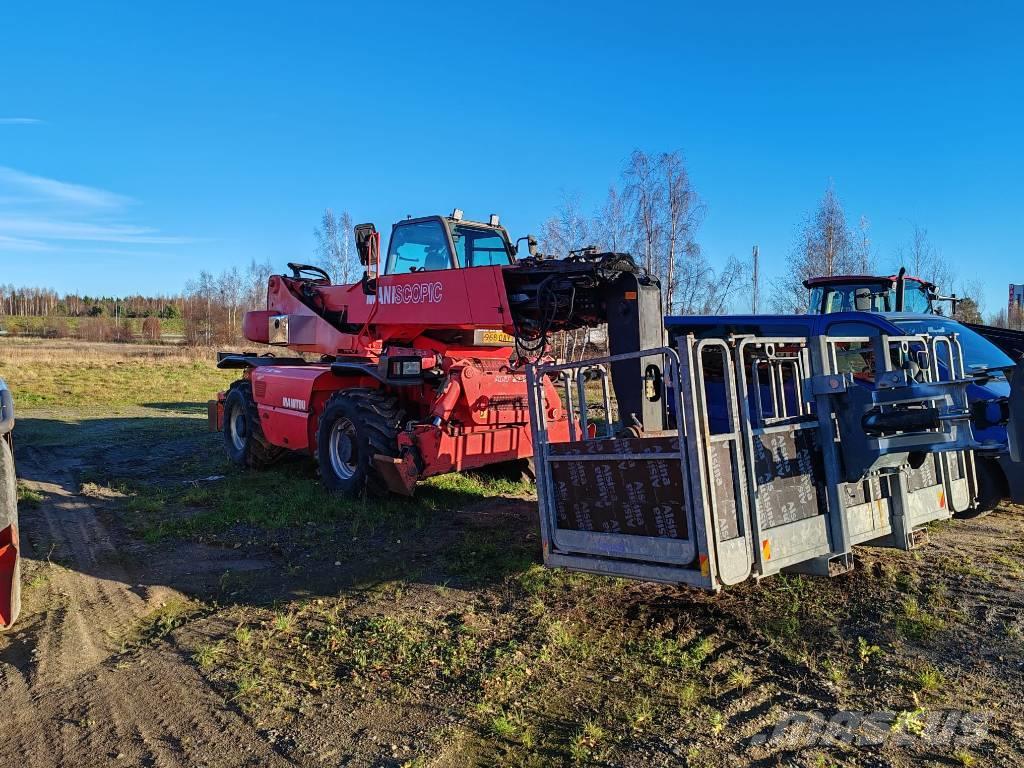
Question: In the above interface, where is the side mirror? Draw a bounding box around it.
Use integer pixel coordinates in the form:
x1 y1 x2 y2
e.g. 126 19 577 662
361 271 377 296
528 235 538 257
354 223 377 267
854 288 872 312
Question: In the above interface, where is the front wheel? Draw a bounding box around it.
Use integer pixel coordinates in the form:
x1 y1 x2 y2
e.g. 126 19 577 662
223 380 284 469
317 389 403 497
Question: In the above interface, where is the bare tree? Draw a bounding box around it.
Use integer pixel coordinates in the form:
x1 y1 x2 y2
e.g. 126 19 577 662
660 151 704 314
772 182 858 313
314 208 355 285
677 253 747 315
539 193 592 257
592 186 632 253
853 215 874 273
244 258 275 310
896 224 952 290
623 150 663 279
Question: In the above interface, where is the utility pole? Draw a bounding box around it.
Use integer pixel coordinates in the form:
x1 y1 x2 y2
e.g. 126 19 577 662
751 245 760 315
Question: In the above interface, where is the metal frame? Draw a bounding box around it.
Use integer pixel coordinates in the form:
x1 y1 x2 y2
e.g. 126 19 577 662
527 347 720 589
526 327 995 591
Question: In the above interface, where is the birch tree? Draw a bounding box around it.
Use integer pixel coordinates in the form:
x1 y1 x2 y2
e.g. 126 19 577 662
772 182 858 313
314 208 356 285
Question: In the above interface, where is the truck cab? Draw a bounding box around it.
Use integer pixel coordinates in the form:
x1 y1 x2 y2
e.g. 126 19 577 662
382 213 516 275
805 274 935 315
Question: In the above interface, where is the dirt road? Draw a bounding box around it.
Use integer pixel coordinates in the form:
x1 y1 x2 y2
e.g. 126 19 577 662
1 438 293 767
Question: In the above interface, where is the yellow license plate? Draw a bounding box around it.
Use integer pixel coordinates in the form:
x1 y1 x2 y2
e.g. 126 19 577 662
475 329 515 346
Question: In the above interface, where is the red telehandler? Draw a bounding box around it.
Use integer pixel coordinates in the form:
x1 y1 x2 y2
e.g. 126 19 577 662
210 211 663 496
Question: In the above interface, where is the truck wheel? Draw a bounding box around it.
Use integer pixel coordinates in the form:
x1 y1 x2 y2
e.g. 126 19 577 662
317 389 403 497
955 458 1006 519
223 380 284 469
0 437 20 631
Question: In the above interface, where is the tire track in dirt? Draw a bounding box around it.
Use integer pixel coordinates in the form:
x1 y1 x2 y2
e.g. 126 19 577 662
0 447 293 768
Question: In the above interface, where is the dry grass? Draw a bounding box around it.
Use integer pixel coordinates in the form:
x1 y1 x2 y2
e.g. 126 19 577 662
0 338 235 407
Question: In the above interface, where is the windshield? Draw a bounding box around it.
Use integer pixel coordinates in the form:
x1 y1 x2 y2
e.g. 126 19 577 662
895 318 1013 372
452 225 511 267
385 219 452 274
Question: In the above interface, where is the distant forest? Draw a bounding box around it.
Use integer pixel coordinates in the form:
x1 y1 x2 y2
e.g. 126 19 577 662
0 285 182 320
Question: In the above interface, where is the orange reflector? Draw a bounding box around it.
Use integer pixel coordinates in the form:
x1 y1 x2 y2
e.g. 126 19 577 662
939 490 946 508
762 539 771 560
699 553 709 577
624 291 637 300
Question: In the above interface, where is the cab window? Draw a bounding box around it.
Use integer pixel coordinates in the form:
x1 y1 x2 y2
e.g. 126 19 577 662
452 225 511 267
901 285 931 313
385 220 453 274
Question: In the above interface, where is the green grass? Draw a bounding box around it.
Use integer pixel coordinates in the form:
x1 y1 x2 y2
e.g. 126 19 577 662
442 527 535 583
16 481 43 509
127 598 202 647
895 597 948 642
6 358 234 408
123 464 530 542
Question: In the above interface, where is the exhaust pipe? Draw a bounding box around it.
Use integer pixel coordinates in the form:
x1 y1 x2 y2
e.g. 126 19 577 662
895 267 907 312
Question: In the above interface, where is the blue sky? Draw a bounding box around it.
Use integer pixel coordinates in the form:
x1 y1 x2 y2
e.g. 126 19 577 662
1 1 1021 314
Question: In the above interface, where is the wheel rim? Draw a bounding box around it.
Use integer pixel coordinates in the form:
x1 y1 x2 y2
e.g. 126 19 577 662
328 417 359 481
228 404 248 451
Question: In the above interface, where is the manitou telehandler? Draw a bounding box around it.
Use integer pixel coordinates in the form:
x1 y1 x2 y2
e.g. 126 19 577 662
210 211 664 496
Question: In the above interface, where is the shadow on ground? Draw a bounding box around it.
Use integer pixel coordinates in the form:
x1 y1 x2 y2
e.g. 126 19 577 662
12 409 539 613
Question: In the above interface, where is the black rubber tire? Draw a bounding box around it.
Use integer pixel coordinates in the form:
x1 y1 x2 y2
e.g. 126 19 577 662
0 436 20 631
223 380 284 470
954 457 1007 520
316 389 403 497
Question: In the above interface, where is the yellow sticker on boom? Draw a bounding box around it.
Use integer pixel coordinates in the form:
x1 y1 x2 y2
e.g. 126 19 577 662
474 329 515 346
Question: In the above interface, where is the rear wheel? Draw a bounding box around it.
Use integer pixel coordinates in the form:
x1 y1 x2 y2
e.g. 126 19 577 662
317 389 403 497
223 380 284 469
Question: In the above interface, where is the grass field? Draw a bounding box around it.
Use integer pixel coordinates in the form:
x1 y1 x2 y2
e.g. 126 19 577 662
0 314 186 338
4 337 1024 767
0 337 234 407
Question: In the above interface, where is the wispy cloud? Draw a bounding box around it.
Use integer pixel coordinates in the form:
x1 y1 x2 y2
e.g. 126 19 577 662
0 216 193 245
0 117 43 125
0 234 53 252
0 165 193 254
0 166 132 209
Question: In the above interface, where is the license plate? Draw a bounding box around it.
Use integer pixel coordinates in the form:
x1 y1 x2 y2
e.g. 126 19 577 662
474 329 515 346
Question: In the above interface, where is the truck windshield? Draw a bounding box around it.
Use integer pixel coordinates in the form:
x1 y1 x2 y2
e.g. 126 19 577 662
809 281 931 314
895 318 1013 372
452 225 511 267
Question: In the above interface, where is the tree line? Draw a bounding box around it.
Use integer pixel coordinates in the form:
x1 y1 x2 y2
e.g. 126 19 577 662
0 285 182 319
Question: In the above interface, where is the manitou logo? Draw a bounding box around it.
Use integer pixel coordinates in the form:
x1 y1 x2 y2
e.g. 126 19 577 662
366 281 444 306
282 397 307 411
